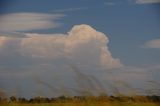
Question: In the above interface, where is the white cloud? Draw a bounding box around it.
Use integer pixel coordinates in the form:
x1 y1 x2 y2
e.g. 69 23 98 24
104 2 116 5
0 13 64 32
66 25 122 69
53 7 87 13
0 24 124 97
135 0 160 4
0 24 122 71
0 32 27 38
144 39 160 48
0 36 6 48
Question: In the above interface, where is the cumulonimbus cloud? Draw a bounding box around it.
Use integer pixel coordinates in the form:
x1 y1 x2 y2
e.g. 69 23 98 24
0 24 158 97
144 39 160 48
0 13 64 32
0 24 122 71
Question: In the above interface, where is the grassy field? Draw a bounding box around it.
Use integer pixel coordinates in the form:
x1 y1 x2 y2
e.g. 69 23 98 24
1 95 160 106
0 102 159 106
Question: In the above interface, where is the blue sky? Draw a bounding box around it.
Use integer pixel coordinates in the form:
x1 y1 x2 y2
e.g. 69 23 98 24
0 0 160 98
1 0 160 66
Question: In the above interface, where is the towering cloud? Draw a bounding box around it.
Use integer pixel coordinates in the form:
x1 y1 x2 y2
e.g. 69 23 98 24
0 24 122 76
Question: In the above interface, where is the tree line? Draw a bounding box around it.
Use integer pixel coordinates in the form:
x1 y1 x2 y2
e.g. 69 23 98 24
0 95 160 103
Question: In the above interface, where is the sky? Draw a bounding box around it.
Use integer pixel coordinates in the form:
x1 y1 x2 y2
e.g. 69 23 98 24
0 0 160 98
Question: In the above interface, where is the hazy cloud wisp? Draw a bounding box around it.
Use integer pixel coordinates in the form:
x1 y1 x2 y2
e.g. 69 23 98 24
144 39 160 48
0 13 64 32
135 0 160 4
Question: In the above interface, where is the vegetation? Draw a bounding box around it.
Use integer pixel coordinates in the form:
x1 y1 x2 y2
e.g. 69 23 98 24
0 95 160 106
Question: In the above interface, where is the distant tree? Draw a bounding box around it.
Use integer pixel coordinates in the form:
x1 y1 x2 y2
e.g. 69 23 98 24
44 97 50 103
148 95 160 102
59 96 66 100
29 98 34 103
50 97 56 102
10 96 17 102
28 96 51 103
18 97 28 103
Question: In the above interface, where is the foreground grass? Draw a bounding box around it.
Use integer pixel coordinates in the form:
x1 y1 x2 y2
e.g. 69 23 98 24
1 102 159 106
1 95 160 106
